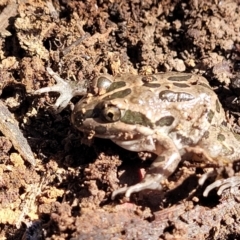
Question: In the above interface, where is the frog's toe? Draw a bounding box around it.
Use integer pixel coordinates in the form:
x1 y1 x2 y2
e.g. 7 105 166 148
35 86 59 94
198 170 217 186
111 186 128 200
35 68 87 112
203 176 240 197
35 86 73 112
111 176 163 200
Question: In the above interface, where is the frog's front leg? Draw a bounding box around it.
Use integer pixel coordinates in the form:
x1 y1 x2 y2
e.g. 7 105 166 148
35 68 87 112
111 134 181 199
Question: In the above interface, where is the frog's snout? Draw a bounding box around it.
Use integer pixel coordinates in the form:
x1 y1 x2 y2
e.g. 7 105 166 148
71 105 102 128
71 110 85 128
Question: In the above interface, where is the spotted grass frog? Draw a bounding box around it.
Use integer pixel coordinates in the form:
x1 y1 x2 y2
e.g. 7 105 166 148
36 68 240 199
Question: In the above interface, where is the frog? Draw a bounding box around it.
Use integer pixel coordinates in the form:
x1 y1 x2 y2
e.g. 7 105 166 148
35 68 240 199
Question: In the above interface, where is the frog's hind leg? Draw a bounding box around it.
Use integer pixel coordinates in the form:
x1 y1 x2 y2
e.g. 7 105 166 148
186 126 240 197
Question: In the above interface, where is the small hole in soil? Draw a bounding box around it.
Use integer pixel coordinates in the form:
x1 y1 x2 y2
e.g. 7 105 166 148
163 224 174 234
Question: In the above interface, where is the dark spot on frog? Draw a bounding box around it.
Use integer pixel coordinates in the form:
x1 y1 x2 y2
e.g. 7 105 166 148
217 133 226 141
221 120 227 126
198 82 212 90
207 110 214 123
143 83 161 88
155 116 174 126
176 133 193 145
203 131 210 139
85 109 96 118
141 76 158 82
167 74 192 81
216 100 220 113
172 83 191 88
106 81 126 92
121 110 153 128
103 88 131 100
95 125 107 134
159 90 194 102
233 132 240 141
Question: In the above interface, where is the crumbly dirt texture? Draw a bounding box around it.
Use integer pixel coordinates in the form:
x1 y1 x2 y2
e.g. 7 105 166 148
1 0 240 239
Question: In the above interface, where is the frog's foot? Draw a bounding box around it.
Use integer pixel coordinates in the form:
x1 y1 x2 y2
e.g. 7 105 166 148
203 176 240 197
35 67 87 112
111 174 163 200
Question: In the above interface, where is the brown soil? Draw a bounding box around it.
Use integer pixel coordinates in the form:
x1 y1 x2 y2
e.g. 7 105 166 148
1 0 240 239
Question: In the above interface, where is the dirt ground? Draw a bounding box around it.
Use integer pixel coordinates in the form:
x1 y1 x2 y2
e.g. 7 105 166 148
1 0 240 239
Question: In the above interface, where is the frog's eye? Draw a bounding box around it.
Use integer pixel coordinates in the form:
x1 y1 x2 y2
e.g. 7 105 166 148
102 105 121 122
96 77 112 90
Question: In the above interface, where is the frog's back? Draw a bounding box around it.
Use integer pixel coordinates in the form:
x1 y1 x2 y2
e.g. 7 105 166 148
74 71 226 151
122 72 226 143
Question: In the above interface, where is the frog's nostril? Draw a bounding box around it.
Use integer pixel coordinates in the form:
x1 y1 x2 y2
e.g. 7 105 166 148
72 108 99 128
72 111 85 127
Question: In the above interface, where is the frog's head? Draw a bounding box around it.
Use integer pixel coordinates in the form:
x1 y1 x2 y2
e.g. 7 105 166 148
71 97 124 137
71 73 177 139
72 87 158 138
71 74 144 139
71 93 155 140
